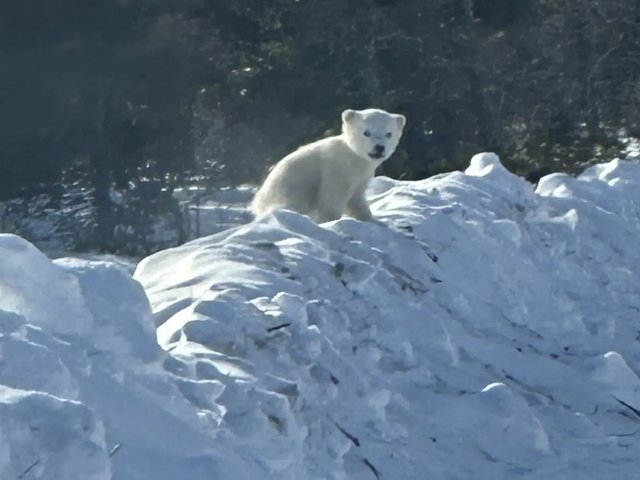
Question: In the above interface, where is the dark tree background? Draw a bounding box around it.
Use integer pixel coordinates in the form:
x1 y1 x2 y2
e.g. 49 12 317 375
1 0 639 253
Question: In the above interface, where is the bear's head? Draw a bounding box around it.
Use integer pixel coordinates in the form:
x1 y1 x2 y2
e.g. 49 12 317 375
341 108 406 163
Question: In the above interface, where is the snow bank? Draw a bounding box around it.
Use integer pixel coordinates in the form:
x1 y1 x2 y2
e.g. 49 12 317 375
133 154 640 479
0 234 223 480
4 153 640 479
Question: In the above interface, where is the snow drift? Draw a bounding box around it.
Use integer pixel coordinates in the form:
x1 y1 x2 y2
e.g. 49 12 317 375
2 153 640 479
0 237 222 479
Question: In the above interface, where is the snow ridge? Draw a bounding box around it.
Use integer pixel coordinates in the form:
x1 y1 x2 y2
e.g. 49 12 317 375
135 153 640 478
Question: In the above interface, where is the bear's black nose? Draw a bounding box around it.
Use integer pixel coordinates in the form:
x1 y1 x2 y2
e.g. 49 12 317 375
374 144 385 155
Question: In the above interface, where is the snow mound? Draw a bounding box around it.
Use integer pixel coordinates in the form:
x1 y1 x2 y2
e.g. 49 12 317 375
0 235 92 336
5 153 640 479
132 153 640 479
0 234 224 480
0 386 109 480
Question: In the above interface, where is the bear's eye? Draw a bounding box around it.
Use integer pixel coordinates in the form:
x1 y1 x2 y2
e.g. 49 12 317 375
385 132 392 138
363 130 371 137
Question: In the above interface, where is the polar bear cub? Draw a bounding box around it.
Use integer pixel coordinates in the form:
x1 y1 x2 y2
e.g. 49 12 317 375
252 108 406 223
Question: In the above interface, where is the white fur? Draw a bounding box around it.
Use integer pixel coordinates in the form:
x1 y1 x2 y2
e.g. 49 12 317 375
252 108 406 223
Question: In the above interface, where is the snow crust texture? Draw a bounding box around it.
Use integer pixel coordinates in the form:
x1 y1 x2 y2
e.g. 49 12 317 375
3 153 640 479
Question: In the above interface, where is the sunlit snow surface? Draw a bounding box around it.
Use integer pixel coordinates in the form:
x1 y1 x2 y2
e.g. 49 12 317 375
3 153 640 479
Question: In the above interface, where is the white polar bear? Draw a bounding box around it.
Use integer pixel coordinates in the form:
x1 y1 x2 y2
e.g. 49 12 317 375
251 108 406 223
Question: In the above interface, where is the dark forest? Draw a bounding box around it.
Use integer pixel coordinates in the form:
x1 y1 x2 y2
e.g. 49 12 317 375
1 0 639 253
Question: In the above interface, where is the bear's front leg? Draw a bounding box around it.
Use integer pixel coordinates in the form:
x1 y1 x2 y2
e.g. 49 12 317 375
346 184 373 221
315 206 344 223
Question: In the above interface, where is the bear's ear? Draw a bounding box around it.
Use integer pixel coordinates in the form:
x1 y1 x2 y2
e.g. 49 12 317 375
342 109 357 124
394 114 407 130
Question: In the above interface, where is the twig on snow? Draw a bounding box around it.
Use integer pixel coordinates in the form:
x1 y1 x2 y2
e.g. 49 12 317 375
613 396 640 421
17 458 40 479
608 428 640 438
363 457 381 479
329 418 360 447
266 322 291 333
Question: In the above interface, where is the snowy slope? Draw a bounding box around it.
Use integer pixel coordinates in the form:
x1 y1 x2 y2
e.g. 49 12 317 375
3 153 640 479
0 236 225 479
